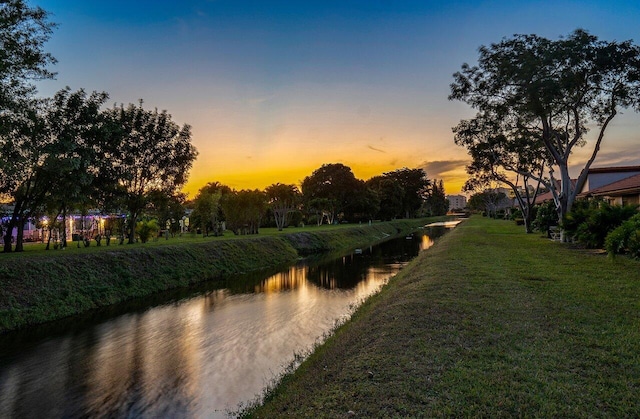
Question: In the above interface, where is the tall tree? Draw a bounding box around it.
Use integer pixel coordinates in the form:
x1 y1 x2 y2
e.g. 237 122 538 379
425 179 449 216
450 29 640 223
383 168 430 218
301 163 362 223
44 88 109 247
265 183 300 231
366 176 404 220
105 102 198 243
0 97 50 251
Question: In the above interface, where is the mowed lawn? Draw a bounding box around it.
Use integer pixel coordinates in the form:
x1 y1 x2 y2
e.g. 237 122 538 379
247 216 640 417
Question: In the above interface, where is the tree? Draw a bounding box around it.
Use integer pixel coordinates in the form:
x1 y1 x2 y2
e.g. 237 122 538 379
147 190 187 237
453 114 546 232
0 97 50 252
265 183 300 231
468 189 508 218
44 88 110 248
221 189 266 235
0 0 56 110
0 88 110 252
425 179 449 216
301 163 362 223
105 102 198 243
366 176 403 220
191 188 222 236
450 29 640 224
383 168 430 218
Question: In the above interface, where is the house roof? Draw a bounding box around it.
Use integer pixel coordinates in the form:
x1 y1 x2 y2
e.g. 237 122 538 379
580 173 640 197
588 165 640 174
534 179 577 205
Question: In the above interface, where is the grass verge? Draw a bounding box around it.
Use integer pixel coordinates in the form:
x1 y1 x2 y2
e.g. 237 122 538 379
245 216 640 417
0 218 434 333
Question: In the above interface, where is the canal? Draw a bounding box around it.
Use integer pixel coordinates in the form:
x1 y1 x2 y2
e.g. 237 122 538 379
0 223 457 418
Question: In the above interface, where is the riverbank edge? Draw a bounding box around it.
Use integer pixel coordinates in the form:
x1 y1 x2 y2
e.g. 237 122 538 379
0 218 434 333
245 216 640 417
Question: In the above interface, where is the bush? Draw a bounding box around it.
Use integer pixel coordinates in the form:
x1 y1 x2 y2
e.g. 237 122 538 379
136 219 159 243
605 213 640 258
563 201 637 248
532 200 558 234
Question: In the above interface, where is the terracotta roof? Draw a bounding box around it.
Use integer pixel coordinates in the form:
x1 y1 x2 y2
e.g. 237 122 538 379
534 179 577 205
581 173 640 197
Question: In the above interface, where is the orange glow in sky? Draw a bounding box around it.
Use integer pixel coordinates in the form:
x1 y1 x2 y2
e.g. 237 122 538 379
36 1 640 199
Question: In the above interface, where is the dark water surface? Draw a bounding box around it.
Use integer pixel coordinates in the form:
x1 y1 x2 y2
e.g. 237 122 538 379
0 224 456 418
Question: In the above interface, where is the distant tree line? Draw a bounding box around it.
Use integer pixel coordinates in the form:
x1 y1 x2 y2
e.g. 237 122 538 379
190 164 449 237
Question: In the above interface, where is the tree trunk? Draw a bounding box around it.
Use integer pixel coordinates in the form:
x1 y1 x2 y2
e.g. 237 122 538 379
3 222 13 253
128 213 138 244
15 217 25 252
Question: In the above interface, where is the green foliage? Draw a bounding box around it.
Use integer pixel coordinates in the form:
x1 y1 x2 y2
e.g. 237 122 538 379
135 219 159 243
265 183 301 231
605 213 640 258
191 188 222 236
532 200 558 233
0 0 57 107
563 201 637 248
425 179 448 216
221 189 267 235
450 29 640 222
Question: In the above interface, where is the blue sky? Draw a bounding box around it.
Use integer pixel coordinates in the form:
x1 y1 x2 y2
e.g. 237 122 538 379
35 0 640 195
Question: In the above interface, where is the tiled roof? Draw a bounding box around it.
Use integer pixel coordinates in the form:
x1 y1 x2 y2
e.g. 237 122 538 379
581 173 640 197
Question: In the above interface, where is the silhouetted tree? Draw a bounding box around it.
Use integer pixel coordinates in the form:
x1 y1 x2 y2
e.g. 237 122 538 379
105 102 198 243
301 163 362 223
425 179 448 216
366 176 404 220
383 168 430 218
221 189 266 235
450 29 640 223
265 183 300 231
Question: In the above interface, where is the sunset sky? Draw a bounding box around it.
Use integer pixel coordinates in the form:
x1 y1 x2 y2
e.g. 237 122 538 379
35 0 640 196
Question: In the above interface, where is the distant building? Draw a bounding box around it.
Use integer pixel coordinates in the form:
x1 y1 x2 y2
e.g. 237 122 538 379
447 194 467 210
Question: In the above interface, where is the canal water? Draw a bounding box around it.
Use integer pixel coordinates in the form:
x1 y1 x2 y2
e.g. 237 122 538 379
0 223 457 418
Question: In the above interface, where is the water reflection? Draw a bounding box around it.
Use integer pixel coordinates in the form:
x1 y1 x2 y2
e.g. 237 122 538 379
0 226 451 418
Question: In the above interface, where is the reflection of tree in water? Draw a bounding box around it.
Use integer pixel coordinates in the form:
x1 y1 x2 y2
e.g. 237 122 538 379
306 253 371 290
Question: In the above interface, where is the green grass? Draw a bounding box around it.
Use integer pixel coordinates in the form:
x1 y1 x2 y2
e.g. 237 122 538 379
6 222 382 258
245 216 640 417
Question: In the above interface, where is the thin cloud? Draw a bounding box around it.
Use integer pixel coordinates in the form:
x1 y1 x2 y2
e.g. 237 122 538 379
367 145 386 153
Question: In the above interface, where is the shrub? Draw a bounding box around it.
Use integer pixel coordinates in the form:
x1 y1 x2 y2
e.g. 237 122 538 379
605 213 640 258
563 201 637 248
136 219 159 243
532 200 558 234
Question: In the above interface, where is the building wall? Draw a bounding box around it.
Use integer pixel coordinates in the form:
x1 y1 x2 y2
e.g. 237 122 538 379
447 195 467 210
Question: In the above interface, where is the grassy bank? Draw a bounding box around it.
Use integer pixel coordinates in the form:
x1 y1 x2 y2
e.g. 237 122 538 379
247 216 640 417
0 219 431 333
